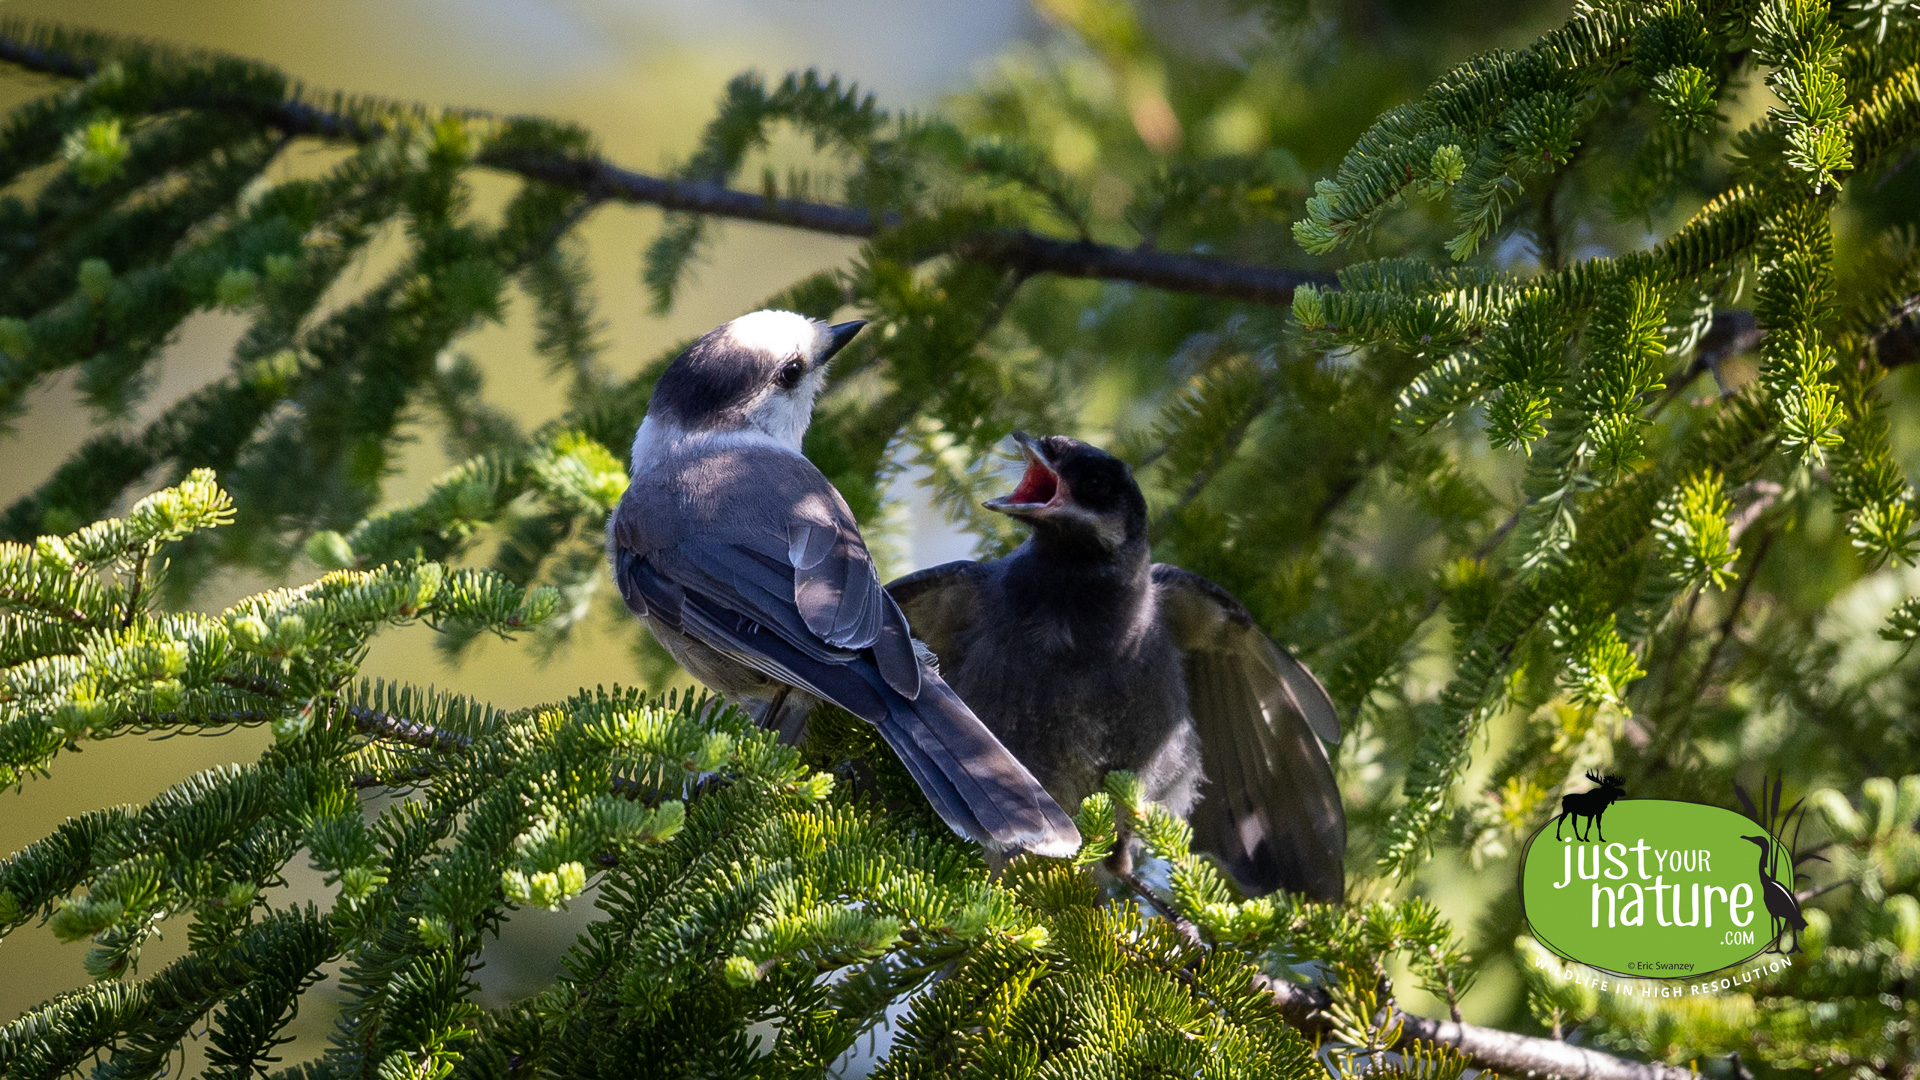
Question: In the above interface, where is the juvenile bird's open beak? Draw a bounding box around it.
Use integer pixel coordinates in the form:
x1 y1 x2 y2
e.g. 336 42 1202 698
821 320 866 362
984 432 1065 519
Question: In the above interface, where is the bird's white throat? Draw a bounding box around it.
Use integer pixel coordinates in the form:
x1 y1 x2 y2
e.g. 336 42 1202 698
745 362 830 449
630 376 824 471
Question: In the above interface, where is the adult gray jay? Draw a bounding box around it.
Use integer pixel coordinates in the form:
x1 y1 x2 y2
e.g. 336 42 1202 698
887 434 1346 899
607 311 1079 857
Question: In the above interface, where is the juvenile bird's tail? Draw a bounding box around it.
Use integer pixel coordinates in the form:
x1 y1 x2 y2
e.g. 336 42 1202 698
870 673 1081 858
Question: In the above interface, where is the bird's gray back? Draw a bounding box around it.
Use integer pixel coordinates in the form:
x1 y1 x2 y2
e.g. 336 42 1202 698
612 436 919 699
615 441 845 552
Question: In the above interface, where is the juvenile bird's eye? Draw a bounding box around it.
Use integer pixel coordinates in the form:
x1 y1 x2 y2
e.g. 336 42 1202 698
776 359 807 390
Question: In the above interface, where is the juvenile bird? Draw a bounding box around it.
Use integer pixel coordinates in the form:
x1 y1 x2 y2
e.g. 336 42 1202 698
887 433 1345 898
608 312 1079 857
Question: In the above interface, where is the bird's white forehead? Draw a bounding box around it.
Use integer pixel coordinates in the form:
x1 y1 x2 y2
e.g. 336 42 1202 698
723 309 823 359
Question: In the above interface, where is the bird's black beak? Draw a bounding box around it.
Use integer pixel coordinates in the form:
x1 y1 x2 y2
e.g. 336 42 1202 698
821 320 866 363
984 432 1065 518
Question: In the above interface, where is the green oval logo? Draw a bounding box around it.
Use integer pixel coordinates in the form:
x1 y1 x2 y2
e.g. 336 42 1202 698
1520 799 1796 978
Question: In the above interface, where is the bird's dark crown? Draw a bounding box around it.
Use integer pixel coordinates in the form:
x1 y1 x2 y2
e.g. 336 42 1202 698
1045 437 1141 520
646 311 861 429
653 324 778 426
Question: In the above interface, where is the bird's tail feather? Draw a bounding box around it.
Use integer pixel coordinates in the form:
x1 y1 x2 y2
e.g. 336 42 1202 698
676 594 1079 856
872 675 1081 858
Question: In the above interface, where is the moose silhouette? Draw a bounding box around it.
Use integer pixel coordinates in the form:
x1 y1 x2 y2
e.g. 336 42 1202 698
1553 770 1626 842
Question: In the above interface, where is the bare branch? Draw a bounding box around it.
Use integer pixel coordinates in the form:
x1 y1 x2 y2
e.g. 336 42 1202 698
0 32 1334 307
1872 294 1920 368
1256 974 1702 1080
1115 877 1705 1080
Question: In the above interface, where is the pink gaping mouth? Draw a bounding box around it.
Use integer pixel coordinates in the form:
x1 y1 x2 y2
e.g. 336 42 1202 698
1004 457 1058 506
985 433 1064 515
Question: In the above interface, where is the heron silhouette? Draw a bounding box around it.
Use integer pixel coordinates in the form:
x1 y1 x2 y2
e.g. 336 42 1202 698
1741 834 1807 954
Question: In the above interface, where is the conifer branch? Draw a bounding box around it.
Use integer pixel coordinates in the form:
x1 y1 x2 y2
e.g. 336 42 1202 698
0 31 90 80
1125 889 1716 1080
343 704 472 754
339 697 723 804
1114 803 1707 1080
0 27 1334 307
0 586 96 627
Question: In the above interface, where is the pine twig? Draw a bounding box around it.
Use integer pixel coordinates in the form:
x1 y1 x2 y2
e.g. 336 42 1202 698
0 587 99 627
343 704 471 753
344 702 727 805
1117 868 1186 928
1685 527 1774 709
119 542 153 630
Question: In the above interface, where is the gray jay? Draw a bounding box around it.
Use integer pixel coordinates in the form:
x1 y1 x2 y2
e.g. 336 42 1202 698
887 433 1346 898
607 311 1079 857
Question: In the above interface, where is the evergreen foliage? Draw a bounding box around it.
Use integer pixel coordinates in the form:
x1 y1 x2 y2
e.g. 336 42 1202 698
5 0 1920 1075
1 477 1475 1078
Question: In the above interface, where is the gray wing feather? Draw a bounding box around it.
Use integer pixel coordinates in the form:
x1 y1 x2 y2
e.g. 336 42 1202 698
788 522 835 570
1153 564 1346 900
662 542 851 666
1266 644 1341 746
1152 567 1341 745
611 545 672 620
611 451 919 699
788 520 916 697
614 519 1073 856
872 594 921 699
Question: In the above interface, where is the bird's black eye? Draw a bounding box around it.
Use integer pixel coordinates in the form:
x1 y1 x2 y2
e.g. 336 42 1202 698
776 359 807 390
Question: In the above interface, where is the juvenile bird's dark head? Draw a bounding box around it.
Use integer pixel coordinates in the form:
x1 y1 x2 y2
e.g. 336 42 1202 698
984 433 1147 558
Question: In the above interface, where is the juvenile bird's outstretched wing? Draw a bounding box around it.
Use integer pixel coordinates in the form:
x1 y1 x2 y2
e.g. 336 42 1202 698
1151 565 1346 901
611 451 1077 856
885 560 993 669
